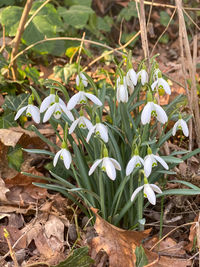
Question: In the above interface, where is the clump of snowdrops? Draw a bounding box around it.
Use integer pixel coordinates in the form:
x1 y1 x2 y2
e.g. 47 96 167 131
16 54 200 229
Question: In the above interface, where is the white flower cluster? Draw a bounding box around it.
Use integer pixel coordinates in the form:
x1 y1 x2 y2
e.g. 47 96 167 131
14 67 189 206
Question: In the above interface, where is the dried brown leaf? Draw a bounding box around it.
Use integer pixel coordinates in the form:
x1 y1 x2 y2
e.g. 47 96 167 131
90 208 157 267
44 215 65 242
0 177 9 202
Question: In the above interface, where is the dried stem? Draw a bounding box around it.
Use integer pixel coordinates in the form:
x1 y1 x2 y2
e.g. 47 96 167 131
10 0 33 80
176 0 200 148
4 229 19 267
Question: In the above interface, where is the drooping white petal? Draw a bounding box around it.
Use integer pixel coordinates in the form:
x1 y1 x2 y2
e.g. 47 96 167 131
144 184 156 205
137 70 148 85
96 123 108 143
53 150 62 167
103 158 116 180
158 78 171 95
69 118 79 134
14 106 27 120
40 94 55 112
154 103 168 124
172 121 179 136
88 159 102 176
150 184 162 194
80 73 88 87
141 102 152 124
138 156 144 165
86 125 96 143
67 92 81 110
128 69 137 86
59 102 74 121
126 156 137 176
43 104 56 122
85 93 102 106
29 105 40 124
62 149 72 169
109 158 121 170
154 155 169 170
131 185 144 202
180 119 189 137
144 155 153 177
151 80 158 91
82 117 93 130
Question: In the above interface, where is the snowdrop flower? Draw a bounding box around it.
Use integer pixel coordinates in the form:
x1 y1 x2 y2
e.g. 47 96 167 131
144 148 169 177
126 155 144 176
14 96 40 124
67 91 102 110
89 156 121 180
86 123 108 143
141 102 168 124
172 118 189 137
42 94 74 122
126 68 137 94
131 181 162 205
116 77 128 103
137 69 148 85
151 78 171 95
69 112 93 134
53 142 72 169
40 93 56 113
76 72 88 87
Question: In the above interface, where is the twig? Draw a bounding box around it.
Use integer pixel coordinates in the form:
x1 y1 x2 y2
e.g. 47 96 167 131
134 0 200 11
0 25 6 54
76 32 85 64
82 31 141 72
10 0 33 80
136 0 150 64
176 0 200 148
8 37 124 70
150 221 195 251
151 8 176 56
24 0 51 29
183 9 200 31
4 229 19 267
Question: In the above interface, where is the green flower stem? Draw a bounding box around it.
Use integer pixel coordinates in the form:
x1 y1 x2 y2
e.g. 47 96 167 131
99 171 106 219
138 171 144 231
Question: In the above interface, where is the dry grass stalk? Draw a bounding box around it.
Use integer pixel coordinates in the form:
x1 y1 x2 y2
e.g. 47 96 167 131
10 0 33 80
175 0 200 148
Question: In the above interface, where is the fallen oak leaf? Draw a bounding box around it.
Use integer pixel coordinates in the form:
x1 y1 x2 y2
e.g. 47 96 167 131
89 208 158 267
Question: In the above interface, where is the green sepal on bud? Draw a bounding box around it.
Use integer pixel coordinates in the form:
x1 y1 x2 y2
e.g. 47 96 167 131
147 146 152 155
79 108 84 116
144 175 148 184
64 122 68 142
134 146 139 156
28 94 34 105
55 94 59 103
96 114 100 124
103 145 108 158
50 88 55 95
157 71 162 78
61 140 68 149
178 114 182 120
147 91 153 102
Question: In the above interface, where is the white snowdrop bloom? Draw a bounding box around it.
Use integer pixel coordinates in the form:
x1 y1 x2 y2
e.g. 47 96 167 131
40 94 56 113
151 78 171 95
76 72 88 87
131 183 162 205
141 102 168 125
67 91 102 110
53 148 72 169
14 104 40 124
126 69 137 94
172 119 189 137
116 77 128 103
43 98 74 123
86 123 108 143
144 153 169 177
69 116 93 134
126 155 144 176
88 157 121 180
137 69 148 85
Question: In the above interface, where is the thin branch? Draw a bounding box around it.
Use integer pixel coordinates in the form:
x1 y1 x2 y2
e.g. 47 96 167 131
24 0 51 29
151 8 176 56
10 0 33 80
8 37 124 70
183 8 200 31
76 32 86 64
